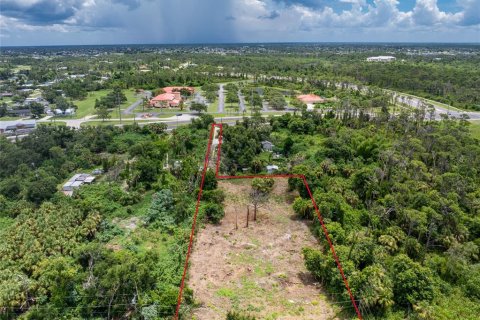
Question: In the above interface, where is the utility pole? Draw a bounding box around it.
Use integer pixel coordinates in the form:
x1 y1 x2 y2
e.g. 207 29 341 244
116 90 122 124
250 88 253 116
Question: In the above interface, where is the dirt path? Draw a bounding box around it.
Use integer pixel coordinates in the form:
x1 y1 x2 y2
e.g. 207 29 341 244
188 180 337 320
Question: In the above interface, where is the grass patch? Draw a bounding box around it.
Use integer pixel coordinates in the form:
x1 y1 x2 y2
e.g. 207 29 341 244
73 90 110 118
120 90 139 111
224 102 240 114
80 120 165 127
38 121 67 127
72 89 138 119
216 287 237 299
469 121 480 139
12 65 31 72
0 116 24 121
208 99 218 113
129 191 154 216
230 252 275 277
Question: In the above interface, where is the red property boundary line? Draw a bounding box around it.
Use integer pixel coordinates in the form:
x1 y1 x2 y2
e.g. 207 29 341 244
174 123 363 320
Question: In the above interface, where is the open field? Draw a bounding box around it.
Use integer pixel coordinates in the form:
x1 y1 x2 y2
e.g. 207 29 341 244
119 90 139 111
189 179 337 320
72 90 110 118
470 121 480 139
72 89 138 118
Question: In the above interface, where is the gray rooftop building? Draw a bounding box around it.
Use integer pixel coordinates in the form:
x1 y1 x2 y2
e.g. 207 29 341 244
62 173 96 196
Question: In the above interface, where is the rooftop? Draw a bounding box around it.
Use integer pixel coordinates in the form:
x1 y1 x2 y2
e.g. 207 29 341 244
297 94 325 104
163 86 194 94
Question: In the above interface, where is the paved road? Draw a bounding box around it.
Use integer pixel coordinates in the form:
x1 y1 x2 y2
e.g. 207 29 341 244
253 74 480 119
395 94 480 120
28 80 480 132
194 91 207 105
262 101 269 112
123 91 152 115
218 84 225 112
238 91 246 112
123 100 142 115
38 115 98 128
339 83 480 120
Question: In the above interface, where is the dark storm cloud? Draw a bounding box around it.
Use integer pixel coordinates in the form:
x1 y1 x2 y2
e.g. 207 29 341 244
1 0 84 25
155 0 237 43
258 10 280 20
112 0 142 10
2 0 479 46
271 0 329 9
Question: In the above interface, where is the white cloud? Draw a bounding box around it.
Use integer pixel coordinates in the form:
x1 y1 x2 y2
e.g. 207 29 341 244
457 0 480 25
411 0 462 25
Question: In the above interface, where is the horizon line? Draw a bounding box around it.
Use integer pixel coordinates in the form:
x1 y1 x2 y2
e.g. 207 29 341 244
2 41 480 48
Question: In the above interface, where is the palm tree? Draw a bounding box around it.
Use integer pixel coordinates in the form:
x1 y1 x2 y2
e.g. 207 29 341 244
142 97 149 112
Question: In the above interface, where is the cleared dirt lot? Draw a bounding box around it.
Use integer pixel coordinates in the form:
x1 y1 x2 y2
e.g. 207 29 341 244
188 179 337 320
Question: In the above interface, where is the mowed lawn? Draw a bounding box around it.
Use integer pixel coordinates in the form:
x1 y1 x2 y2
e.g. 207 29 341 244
120 90 139 111
470 121 480 139
73 89 138 118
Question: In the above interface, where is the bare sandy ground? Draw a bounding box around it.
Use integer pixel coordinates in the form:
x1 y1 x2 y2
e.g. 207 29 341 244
188 179 337 320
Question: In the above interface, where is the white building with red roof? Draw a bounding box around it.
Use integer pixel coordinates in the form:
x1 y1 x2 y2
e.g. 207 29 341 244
297 94 326 110
149 86 195 108
150 93 180 108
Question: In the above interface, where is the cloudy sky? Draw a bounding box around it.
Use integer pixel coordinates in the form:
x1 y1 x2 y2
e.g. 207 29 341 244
1 0 479 46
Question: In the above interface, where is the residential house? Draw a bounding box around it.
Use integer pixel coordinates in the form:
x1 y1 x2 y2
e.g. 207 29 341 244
266 165 279 174
25 97 49 107
261 140 274 152
149 86 194 108
7 109 31 117
49 108 76 116
62 173 96 196
150 93 181 108
297 94 326 111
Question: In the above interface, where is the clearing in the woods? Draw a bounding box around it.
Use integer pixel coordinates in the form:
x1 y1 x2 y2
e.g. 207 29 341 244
188 179 339 320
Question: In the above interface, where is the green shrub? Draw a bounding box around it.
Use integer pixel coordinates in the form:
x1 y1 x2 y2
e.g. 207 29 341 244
203 203 224 224
145 189 174 227
201 189 225 203
226 311 256 320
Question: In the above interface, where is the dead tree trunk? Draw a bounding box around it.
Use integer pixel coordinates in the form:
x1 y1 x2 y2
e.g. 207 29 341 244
107 284 119 320
234 207 238 230
246 206 250 228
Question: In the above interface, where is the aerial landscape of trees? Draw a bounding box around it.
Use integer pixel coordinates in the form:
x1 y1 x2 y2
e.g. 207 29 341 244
219 107 480 319
0 115 217 319
0 44 479 319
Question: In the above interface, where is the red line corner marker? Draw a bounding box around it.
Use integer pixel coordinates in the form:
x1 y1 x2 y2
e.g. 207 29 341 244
174 123 363 320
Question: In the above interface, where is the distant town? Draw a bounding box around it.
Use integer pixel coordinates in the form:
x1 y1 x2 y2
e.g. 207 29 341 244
1 43 479 141
1 42 479 320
